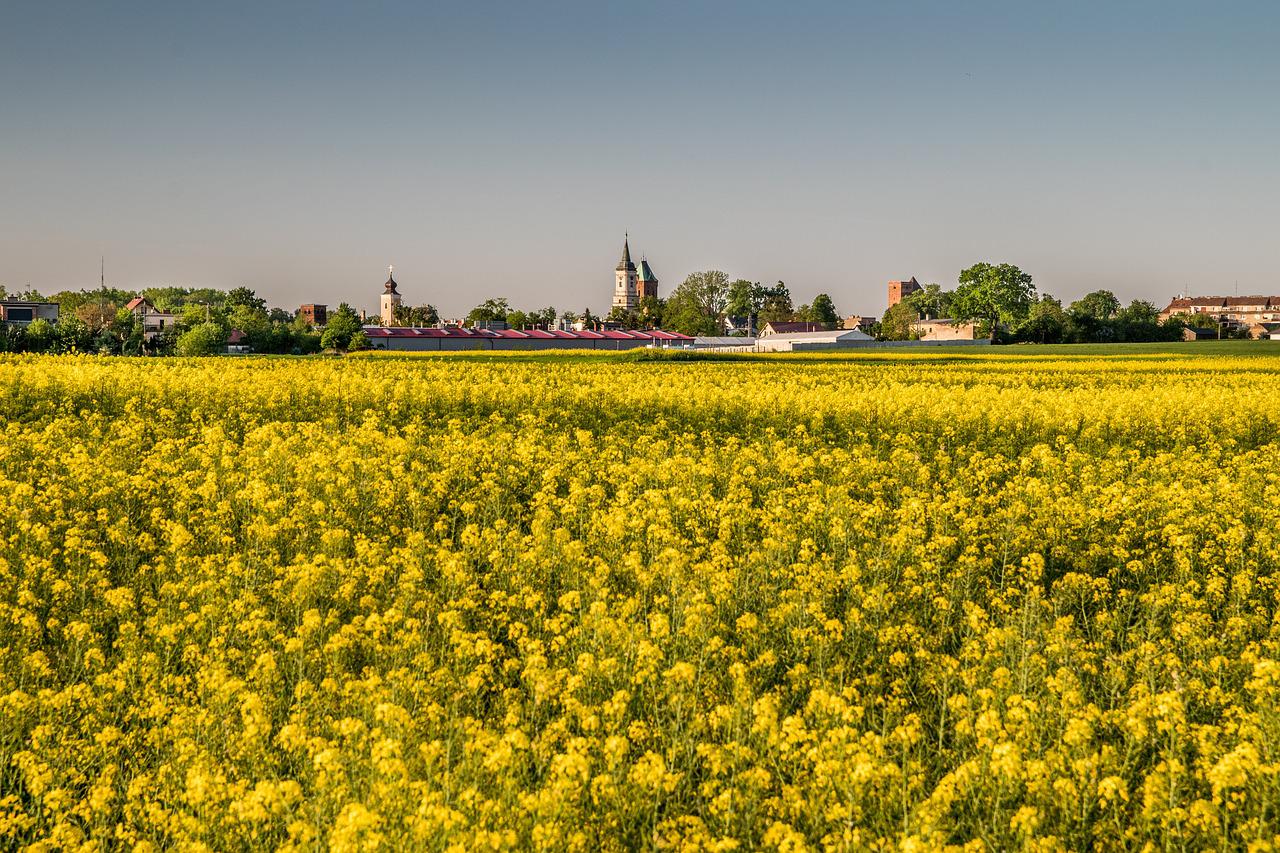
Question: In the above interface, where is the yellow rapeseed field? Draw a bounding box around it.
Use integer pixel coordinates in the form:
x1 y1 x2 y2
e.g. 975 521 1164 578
2 348 1279 850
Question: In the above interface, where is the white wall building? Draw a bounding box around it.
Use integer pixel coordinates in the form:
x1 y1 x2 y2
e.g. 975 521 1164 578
612 236 639 312
379 266 401 326
755 328 874 351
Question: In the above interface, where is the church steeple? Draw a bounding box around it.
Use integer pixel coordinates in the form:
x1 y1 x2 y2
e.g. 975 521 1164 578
616 234 636 272
613 234 639 312
380 264 402 325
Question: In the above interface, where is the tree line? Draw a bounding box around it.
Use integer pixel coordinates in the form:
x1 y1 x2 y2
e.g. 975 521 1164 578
458 274 842 337
876 262 1221 343
0 284 368 355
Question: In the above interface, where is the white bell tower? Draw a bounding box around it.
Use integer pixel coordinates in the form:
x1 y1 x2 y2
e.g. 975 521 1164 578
613 234 638 311
380 265 401 326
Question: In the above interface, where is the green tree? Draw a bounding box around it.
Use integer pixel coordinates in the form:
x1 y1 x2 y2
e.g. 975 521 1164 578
904 284 952 320
605 306 642 327
320 304 363 351
1064 291 1123 343
143 287 195 312
53 317 93 353
636 296 665 329
394 304 441 327
529 307 558 328
665 271 731 336
228 305 273 352
758 282 794 323
1069 290 1121 321
1114 299 1171 343
726 280 764 333
1017 295 1069 344
878 302 920 341
22 318 56 352
466 298 511 326
809 293 840 329
180 302 226 331
154 325 180 356
176 322 228 356
952 263 1036 341
225 286 267 313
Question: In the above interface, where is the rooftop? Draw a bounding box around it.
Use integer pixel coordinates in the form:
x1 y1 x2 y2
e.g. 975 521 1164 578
363 326 692 341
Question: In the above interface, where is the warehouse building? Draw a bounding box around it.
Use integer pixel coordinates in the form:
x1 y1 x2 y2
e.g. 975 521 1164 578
363 326 693 351
755 328 874 351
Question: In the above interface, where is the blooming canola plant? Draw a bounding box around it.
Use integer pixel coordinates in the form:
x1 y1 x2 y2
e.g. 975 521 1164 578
1 349 1279 849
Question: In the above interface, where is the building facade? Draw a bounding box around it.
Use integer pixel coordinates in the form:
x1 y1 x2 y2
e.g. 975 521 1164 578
755 328 875 351
0 297 59 326
760 321 829 337
887 277 922 308
124 297 177 340
912 318 978 341
1159 295 1280 337
379 267 401 326
363 326 692 351
637 258 658 300
299 304 327 327
1160 296 1280 323
843 315 878 334
613 236 640 311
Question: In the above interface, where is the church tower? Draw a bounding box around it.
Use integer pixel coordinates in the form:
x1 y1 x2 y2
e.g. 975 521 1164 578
380 265 401 326
613 235 638 312
638 257 658 300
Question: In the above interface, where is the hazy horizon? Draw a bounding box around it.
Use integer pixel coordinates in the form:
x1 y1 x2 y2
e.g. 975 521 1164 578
3 1 1278 318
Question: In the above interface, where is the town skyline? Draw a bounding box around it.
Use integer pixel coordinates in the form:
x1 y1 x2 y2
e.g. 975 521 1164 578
7 241 1277 323
4 2 1279 314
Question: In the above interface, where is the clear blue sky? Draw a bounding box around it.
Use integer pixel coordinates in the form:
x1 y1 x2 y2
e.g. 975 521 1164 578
2 1 1277 317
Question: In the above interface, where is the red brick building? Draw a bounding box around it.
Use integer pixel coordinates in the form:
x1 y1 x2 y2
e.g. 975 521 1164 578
887 277 921 308
299 304 328 327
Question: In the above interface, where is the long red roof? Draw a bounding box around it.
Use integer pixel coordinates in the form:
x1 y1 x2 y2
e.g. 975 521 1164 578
363 326 693 341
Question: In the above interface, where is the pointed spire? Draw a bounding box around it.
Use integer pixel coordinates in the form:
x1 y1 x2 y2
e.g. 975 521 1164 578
616 233 636 272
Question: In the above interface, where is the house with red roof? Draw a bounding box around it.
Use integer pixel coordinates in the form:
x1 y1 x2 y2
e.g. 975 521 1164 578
1158 295 1280 337
125 297 178 341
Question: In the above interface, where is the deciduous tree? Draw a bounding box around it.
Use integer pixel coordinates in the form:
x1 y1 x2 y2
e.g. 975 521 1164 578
952 263 1036 340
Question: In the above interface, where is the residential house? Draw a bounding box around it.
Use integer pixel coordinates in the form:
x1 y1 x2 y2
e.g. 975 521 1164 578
912 318 978 341
1159 295 1280 337
0 297 59 326
125 297 178 341
760 321 831 337
226 329 251 354
843 315 877 334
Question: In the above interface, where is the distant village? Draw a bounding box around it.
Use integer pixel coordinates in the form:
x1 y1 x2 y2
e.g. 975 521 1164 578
2 237 1278 354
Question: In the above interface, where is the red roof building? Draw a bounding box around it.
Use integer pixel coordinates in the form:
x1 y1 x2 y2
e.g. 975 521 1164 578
362 326 693 351
1159 295 1280 334
760 321 831 336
